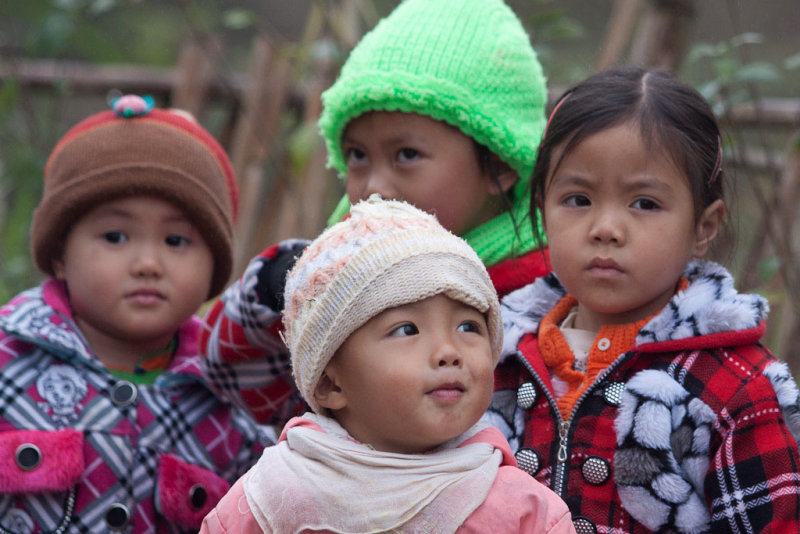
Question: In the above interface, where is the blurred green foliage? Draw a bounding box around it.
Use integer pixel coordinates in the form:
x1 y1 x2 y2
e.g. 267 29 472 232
1 0 797 334
0 0 587 303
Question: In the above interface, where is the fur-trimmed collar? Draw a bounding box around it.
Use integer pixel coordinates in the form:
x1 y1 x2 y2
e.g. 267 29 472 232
499 261 768 364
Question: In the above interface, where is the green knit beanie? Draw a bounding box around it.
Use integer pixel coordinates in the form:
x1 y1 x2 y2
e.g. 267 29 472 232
319 0 548 265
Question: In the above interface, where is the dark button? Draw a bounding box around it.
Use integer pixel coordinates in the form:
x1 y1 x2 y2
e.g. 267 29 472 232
15 443 41 471
190 483 208 509
572 516 597 534
105 503 130 530
603 381 625 406
514 447 540 476
111 381 137 407
516 381 538 409
581 455 610 485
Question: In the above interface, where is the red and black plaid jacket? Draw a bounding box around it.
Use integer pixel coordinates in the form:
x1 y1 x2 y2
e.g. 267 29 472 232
489 261 800 533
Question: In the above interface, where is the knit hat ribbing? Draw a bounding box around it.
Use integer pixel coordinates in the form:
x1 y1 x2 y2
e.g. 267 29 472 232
31 98 238 298
318 0 548 264
283 196 502 414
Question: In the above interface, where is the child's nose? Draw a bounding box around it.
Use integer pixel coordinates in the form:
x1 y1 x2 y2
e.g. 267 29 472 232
433 340 462 368
360 168 399 202
131 243 163 277
589 210 625 245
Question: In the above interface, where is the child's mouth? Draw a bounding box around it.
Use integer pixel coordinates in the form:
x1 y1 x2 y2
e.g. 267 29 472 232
427 382 465 401
126 288 165 305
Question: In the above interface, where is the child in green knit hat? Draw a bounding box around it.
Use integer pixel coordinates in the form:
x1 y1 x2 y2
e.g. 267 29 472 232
201 0 550 426
322 0 549 294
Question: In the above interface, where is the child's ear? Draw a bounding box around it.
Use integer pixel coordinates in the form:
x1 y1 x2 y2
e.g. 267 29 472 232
52 258 67 280
314 368 347 411
485 154 518 195
693 199 726 258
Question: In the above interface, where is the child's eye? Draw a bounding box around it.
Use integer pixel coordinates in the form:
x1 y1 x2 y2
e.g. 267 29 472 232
102 231 127 244
562 194 591 207
165 235 190 247
390 323 419 337
397 147 420 162
457 320 483 334
345 147 367 164
631 198 660 210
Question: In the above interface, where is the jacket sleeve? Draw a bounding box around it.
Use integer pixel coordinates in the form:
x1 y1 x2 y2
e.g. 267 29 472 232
704 355 800 532
614 349 800 533
459 465 576 533
199 240 309 425
200 478 268 534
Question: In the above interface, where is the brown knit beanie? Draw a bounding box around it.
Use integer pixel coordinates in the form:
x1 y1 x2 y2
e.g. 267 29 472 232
31 95 239 298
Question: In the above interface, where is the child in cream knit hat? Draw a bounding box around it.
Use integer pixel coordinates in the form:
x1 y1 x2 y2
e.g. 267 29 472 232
202 196 575 534
202 0 550 432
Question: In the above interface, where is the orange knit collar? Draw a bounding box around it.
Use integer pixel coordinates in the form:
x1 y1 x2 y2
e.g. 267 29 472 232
538 277 688 419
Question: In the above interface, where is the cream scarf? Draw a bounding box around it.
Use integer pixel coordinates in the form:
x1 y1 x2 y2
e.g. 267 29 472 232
243 413 502 533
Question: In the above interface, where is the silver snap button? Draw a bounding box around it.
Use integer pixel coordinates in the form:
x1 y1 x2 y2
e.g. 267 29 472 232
516 381 538 409
603 381 625 406
15 443 41 471
105 503 130 530
581 455 610 485
573 517 597 534
515 447 540 476
597 338 611 351
111 381 137 407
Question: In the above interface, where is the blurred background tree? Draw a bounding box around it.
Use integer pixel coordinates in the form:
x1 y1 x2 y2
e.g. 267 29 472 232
1 0 799 366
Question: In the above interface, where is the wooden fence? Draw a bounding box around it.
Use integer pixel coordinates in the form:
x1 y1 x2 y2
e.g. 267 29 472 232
2 0 799 367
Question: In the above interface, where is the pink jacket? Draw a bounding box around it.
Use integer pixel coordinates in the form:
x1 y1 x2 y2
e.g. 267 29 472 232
201 418 576 533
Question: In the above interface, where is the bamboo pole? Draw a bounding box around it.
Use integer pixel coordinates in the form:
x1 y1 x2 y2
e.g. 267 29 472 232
172 37 221 117
229 36 293 278
596 0 644 71
629 0 695 71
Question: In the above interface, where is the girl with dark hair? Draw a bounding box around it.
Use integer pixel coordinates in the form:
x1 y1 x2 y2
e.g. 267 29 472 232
486 66 800 533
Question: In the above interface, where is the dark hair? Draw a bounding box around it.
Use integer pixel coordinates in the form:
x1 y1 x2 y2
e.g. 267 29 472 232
531 66 725 240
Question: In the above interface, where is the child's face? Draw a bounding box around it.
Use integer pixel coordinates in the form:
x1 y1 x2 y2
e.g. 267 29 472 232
342 111 514 236
543 122 722 331
318 294 494 454
53 196 214 364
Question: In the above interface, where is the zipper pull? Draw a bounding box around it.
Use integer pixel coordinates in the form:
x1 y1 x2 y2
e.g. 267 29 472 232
557 421 569 462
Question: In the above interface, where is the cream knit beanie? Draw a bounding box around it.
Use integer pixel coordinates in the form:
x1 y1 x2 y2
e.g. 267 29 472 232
283 195 502 413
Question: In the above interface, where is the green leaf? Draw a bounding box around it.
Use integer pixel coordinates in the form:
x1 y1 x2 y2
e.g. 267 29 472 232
89 0 117 16
730 32 764 48
29 12 76 55
734 62 781 84
0 81 20 119
529 10 584 41
713 56 740 84
758 255 781 284
785 52 800 70
287 122 320 176
687 43 721 63
223 9 257 30
697 80 720 101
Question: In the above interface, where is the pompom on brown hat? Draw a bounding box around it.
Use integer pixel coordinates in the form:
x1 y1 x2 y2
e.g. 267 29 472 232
31 95 239 298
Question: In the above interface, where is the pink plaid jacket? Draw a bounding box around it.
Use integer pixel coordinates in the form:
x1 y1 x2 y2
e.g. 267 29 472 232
0 279 266 533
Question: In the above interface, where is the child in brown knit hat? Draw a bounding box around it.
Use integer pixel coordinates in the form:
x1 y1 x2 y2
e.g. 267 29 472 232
202 196 575 533
0 95 266 532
